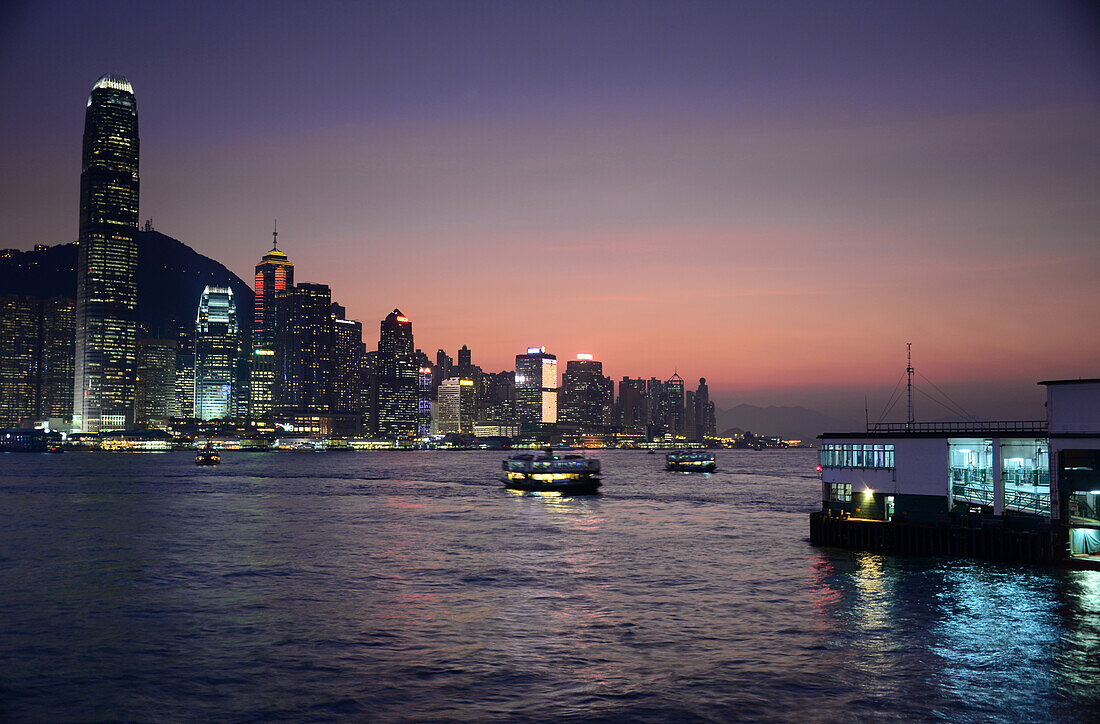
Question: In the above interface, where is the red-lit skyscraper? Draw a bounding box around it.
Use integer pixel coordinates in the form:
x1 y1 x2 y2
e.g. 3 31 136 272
253 225 294 351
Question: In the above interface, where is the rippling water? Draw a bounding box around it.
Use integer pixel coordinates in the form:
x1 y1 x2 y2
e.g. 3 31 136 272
0 449 1097 722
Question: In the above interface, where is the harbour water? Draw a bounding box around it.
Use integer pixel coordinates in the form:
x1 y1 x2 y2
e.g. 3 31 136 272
1 449 1097 722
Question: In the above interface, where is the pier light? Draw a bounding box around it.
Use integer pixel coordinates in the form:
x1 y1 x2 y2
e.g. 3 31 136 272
863 487 874 496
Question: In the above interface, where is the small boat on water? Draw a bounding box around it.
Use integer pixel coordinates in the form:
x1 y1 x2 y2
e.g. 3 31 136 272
195 443 220 466
665 449 716 472
502 449 601 495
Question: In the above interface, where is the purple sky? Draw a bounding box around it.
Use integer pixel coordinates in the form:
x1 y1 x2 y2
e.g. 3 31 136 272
1 0 1098 421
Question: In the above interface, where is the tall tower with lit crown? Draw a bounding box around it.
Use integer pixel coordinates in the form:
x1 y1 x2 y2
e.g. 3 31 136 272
72 74 140 432
251 225 293 417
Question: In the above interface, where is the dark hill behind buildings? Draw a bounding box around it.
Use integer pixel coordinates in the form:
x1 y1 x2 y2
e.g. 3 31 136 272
0 230 253 339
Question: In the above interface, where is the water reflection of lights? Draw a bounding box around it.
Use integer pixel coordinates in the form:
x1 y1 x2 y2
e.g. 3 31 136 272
931 566 1063 713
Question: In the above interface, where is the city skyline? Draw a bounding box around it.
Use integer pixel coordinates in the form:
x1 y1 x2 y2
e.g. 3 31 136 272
2 1 1098 421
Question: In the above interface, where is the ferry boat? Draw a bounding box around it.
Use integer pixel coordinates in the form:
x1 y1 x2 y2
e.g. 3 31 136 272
665 449 716 472
502 449 601 494
195 443 220 466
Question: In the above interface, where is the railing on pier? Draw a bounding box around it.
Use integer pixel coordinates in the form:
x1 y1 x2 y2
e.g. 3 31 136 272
866 420 1048 434
952 483 1051 517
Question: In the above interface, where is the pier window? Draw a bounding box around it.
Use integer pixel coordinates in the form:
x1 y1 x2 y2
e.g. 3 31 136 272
819 443 894 469
829 483 852 502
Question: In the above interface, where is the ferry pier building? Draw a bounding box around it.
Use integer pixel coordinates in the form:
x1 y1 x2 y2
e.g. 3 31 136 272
817 379 1100 562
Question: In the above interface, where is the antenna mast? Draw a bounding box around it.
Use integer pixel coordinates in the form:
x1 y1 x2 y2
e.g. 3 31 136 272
906 342 914 428
272 219 279 251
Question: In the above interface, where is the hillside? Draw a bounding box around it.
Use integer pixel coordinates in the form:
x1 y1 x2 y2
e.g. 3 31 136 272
0 230 253 338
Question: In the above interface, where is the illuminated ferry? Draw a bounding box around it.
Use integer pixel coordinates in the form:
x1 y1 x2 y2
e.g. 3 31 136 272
502 449 601 494
195 442 220 466
665 450 716 472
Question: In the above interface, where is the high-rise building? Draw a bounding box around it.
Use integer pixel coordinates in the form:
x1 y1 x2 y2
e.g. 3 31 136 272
433 349 453 398
253 226 294 350
73 74 140 433
515 346 557 428
457 345 472 377
332 310 365 415
194 286 240 420
438 377 476 434
275 283 333 413
251 227 293 413
617 377 649 436
559 354 614 431
692 377 714 441
248 348 276 417
685 390 698 440
663 372 686 437
480 370 515 425
0 296 76 428
134 337 176 424
418 366 433 436
0 297 41 428
375 309 418 437
39 298 75 420
174 325 195 418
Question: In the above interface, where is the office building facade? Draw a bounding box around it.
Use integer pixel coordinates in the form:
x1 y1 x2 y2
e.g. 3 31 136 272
559 354 614 431
375 309 418 437
194 286 240 420
275 283 333 413
73 74 140 432
515 347 557 428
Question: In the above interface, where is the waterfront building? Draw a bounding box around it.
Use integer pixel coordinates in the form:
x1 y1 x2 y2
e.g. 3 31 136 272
656 372 685 437
0 296 76 428
134 337 176 424
558 354 614 432
817 378 1100 561
248 348 276 417
0 297 40 427
418 367 433 436
275 283 333 414
73 74 140 432
438 377 477 435
375 309 418 438
40 298 76 421
617 377 649 437
174 325 195 418
194 286 240 420
480 370 515 425
253 226 294 351
332 311 365 415
515 347 557 429
251 228 293 413
691 377 715 441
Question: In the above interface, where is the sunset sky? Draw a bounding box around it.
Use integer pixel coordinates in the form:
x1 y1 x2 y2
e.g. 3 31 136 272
1 0 1097 421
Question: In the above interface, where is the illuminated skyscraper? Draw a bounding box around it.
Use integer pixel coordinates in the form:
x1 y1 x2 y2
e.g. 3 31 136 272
515 346 557 428
663 372 686 436
418 367 433 436
559 354 614 431
332 309 365 415
1 296 78 427
134 337 176 424
275 283 333 413
251 227 293 414
248 348 276 417
253 225 294 351
375 309 418 437
194 286 239 420
438 377 476 434
73 74 140 432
